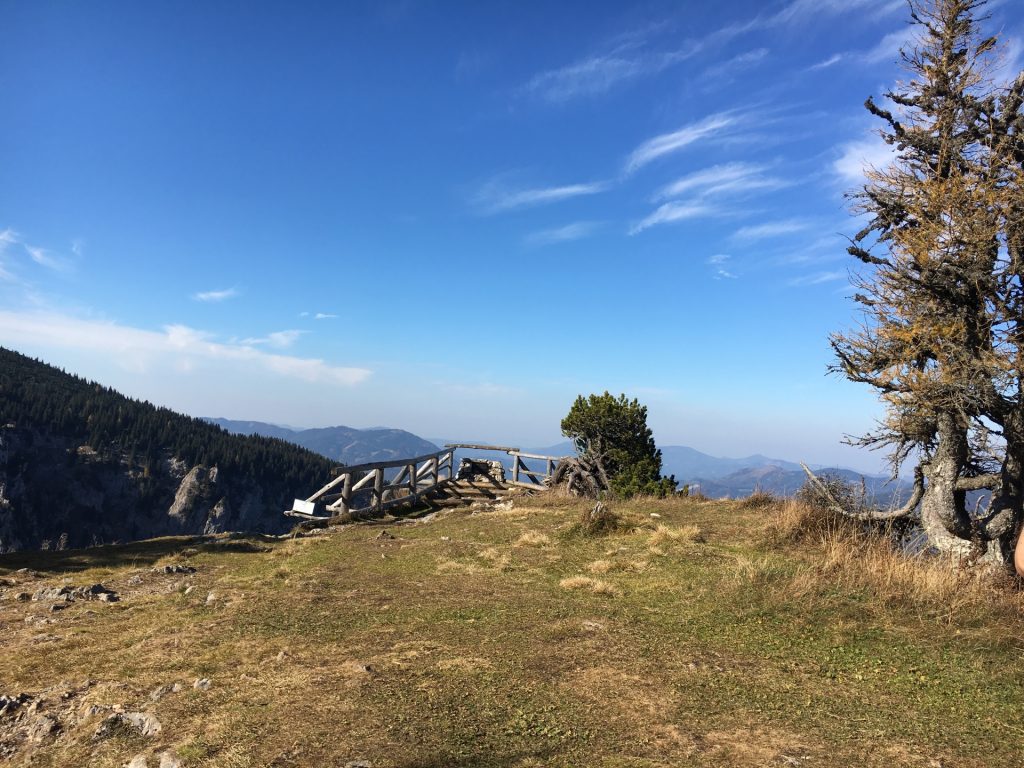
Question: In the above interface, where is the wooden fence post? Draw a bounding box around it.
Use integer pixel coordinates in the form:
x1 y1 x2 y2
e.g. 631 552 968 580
341 472 353 515
374 468 384 512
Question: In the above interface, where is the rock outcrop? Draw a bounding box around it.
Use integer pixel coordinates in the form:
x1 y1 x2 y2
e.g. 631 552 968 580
0 425 289 552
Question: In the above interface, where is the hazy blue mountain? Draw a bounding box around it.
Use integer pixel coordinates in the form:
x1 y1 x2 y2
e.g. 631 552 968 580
204 419 297 441
208 418 439 465
659 445 804 481
690 465 912 506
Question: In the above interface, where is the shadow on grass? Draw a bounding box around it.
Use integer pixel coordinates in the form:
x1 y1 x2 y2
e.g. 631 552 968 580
0 533 281 575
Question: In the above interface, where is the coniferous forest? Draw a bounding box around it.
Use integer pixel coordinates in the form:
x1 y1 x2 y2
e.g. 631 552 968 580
0 347 334 551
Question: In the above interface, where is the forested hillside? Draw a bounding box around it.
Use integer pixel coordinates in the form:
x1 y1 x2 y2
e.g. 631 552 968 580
0 348 334 551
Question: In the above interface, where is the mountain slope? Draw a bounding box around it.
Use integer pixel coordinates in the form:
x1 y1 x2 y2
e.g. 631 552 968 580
208 418 439 464
691 465 913 505
0 348 334 551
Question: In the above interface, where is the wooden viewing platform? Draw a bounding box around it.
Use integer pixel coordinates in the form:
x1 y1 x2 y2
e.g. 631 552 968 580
284 443 570 523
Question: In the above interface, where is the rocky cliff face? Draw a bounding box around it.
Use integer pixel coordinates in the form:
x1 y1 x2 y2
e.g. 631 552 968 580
0 426 288 552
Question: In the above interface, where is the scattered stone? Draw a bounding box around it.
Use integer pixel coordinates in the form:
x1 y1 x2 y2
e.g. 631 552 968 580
81 703 108 718
159 751 182 768
149 682 183 701
125 755 148 768
183 585 195 595
376 530 395 540
205 592 217 606
649 513 661 518
94 711 162 741
276 650 289 662
33 586 73 602
125 711 162 737
127 575 144 586
154 564 196 575
345 761 373 768
14 592 30 602
27 715 60 743
49 603 67 613
193 678 211 691
32 583 118 603
0 693 31 716
440 536 451 542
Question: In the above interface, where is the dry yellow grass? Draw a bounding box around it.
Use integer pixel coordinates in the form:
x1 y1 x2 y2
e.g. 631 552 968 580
558 575 621 596
515 530 551 547
648 523 703 547
2 495 1023 767
817 528 1023 622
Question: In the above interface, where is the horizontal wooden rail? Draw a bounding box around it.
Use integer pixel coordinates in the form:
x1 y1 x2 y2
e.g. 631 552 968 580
287 443 570 522
287 448 455 520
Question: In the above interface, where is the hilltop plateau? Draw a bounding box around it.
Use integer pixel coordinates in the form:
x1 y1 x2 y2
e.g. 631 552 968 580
0 493 1021 767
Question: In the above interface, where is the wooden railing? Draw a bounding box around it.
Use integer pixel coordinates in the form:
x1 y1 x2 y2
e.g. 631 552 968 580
444 443 568 491
286 443 570 522
286 448 455 520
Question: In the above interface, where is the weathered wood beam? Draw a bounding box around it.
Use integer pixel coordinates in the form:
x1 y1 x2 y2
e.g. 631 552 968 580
333 449 449 476
445 443 520 453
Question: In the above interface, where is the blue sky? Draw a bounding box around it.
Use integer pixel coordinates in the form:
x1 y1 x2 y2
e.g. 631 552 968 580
2 0 1021 472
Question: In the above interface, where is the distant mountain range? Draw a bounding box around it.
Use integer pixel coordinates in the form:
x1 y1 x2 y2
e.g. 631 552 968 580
204 421 900 503
207 419 440 465
433 438 903 502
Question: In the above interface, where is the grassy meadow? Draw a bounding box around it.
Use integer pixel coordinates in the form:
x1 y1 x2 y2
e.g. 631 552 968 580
1 493 1022 767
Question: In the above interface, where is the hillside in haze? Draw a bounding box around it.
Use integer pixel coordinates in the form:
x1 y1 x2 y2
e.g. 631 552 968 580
207 418 439 464
451 439 867 500
0 348 334 551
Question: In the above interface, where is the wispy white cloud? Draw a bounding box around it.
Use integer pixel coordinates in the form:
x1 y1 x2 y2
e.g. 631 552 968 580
0 229 17 282
733 219 809 241
522 37 699 103
834 137 897 185
0 228 17 252
314 312 337 320
707 254 737 280
703 48 769 81
0 310 371 385
769 0 899 28
240 329 305 349
524 0 898 105
525 221 601 246
810 53 844 70
993 34 1024 83
654 162 788 201
193 287 238 303
861 27 918 65
788 270 847 287
25 245 66 272
625 112 739 174
475 177 609 213
629 202 716 235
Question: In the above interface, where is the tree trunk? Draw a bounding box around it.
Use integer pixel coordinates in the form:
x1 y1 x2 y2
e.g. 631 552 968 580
981 409 1024 562
920 414 974 559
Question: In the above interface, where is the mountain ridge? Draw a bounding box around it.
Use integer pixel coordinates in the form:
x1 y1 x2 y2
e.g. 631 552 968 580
206 418 440 465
